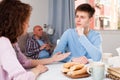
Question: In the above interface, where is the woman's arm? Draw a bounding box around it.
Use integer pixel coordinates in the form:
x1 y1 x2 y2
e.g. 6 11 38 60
31 52 71 65
15 42 70 67
0 37 47 80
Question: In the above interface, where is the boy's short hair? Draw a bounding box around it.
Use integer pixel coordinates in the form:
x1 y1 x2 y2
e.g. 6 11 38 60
75 3 95 18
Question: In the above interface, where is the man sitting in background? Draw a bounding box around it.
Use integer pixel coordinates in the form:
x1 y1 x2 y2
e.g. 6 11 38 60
26 25 54 59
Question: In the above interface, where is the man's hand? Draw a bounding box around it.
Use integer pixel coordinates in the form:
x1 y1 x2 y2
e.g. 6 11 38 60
40 43 51 51
45 44 51 50
39 44 48 50
52 52 71 62
72 56 88 64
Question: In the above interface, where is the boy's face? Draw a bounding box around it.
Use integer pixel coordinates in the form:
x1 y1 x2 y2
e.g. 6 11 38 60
75 11 92 28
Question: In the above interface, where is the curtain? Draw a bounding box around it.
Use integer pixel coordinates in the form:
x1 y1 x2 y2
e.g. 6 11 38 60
48 0 75 44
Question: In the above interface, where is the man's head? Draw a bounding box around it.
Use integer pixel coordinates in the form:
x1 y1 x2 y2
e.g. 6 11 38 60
33 25 43 38
75 3 95 28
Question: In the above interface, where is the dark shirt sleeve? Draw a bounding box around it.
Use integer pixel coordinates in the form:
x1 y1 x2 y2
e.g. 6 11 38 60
25 37 40 57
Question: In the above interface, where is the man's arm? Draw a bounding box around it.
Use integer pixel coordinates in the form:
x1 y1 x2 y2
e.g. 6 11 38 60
53 30 69 54
41 32 55 54
53 29 73 62
79 32 102 61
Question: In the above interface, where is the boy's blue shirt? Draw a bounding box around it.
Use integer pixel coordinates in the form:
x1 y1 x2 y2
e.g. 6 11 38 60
53 28 102 62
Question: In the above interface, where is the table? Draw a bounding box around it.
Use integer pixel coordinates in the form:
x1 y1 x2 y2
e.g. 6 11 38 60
37 62 111 80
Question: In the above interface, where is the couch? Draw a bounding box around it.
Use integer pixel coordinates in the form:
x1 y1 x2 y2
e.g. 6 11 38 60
18 32 55 55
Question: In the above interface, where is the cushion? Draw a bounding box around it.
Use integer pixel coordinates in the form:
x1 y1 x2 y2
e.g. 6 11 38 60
18 33 30 53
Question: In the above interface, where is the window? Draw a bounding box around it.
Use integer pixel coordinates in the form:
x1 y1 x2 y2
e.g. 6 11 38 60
75 0 120 30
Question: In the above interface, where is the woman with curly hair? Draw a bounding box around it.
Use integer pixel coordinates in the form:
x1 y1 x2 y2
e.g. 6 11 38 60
0 0 48 80
0 0 70 80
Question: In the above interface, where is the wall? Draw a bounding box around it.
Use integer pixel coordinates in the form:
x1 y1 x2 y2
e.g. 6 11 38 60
22 0 120 56
99 30 120 56
21 0 49 32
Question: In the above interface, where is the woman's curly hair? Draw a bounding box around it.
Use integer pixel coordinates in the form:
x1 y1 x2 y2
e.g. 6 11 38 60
0 0 32 43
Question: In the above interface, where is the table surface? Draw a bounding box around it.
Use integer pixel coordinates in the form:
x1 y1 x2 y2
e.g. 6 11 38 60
37 62 112 80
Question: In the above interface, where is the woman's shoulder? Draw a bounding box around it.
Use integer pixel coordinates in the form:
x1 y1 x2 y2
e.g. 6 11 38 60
0 37 12 56
0 36 10 42
0 37 11 47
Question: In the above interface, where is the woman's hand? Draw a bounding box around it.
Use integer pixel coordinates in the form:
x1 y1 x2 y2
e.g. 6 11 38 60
52 52 71 62
72 56 88 64
31 64 48 76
